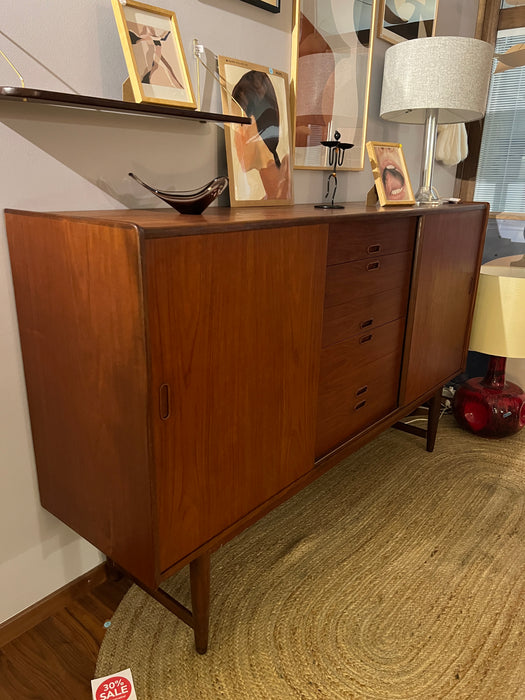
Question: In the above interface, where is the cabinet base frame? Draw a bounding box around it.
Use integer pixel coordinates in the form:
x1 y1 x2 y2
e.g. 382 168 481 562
107 552 211 654
392 387 443 452
106 393 442 656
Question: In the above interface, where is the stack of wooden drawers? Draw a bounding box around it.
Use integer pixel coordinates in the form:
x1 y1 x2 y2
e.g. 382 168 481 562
315 217 418 458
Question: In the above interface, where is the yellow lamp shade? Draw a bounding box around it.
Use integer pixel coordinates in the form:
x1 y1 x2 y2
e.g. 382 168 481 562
469 255 525 359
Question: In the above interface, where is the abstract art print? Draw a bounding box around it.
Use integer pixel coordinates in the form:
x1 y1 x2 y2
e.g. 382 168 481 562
111 0 196 108
291 0 377 171
218 56 293 207
377 0 439 44
366 141 415 206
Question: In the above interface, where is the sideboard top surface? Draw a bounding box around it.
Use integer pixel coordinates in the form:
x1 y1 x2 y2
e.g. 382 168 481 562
5 202 488 238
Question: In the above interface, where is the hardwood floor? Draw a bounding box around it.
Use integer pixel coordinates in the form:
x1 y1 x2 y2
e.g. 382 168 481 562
0 577 131 700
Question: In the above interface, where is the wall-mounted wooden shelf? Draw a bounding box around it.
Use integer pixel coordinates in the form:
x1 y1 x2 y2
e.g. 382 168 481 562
0 86 250 125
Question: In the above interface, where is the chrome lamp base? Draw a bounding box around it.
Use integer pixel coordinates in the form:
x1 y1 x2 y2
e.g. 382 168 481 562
415 185 440 206
416 108 442 207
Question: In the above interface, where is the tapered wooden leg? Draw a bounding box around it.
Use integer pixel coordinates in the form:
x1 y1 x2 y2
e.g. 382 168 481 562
190 552 210 654
105 558 124 581
426 387 443 452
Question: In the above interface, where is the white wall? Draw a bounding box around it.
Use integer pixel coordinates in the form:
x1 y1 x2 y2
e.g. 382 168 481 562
0 0 480 623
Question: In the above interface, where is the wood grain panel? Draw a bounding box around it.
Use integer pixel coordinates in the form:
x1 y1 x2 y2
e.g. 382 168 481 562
319 318 405 386
327 217 416 265
316 350 403 458
322 286 410 347
0 575 131 700
10 202 483 239
5 203 488 627
499 6 525 31
324 251 413 308
401 207 488 405
145 225 327 571
0 564 106 647
320 319 406 377
6 213 156 586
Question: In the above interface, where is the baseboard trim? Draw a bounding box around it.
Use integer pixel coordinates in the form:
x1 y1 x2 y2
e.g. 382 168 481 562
0 561 108 647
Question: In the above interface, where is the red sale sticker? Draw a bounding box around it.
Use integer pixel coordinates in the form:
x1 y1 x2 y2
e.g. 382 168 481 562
91 668 137 700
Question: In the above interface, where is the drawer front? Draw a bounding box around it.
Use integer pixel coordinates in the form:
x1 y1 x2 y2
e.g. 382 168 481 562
322 286 409 347
318 318 406 389
325 250 413 308
327 217 416 266
315 350 402 458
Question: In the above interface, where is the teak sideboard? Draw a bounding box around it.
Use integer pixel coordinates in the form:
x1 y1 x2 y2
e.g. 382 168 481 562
5 202 488 652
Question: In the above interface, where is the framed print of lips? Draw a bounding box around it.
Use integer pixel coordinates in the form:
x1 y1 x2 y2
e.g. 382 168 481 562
366 141 415 206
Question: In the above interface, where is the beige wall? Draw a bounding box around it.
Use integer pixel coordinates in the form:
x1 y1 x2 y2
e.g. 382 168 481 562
0 0 480 623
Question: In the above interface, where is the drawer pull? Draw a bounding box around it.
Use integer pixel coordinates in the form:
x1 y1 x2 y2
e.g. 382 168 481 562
359 333 373 344
366 260 380 271
367 244 382 254
354 400 367 411
159 383 171 420
360 318 373 329
356 385 368 397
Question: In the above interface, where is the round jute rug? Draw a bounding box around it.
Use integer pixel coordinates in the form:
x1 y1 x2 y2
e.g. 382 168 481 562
96 417 525 699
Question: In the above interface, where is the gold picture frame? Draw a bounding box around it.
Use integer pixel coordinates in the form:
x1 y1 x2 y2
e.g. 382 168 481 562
111 0 196 109
291 0 377 171
377 0 439 45
218 56 293 207
366 141 415 206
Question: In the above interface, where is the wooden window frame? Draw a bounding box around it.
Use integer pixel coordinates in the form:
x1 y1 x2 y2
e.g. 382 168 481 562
455 1 525 203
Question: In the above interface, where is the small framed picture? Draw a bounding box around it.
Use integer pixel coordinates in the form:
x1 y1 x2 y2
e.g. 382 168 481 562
377 0 438 45
111 0 196 109
366 141 415 206
240 0 280 12
218 56 293 207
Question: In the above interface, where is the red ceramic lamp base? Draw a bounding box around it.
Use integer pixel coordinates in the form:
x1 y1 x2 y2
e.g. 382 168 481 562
453 357 525 438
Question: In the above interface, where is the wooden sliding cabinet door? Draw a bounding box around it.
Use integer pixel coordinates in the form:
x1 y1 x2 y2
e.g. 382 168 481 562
401 207 488 405
144 224 327 572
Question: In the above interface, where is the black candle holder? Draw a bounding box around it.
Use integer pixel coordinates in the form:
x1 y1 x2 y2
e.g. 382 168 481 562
315 131 354 209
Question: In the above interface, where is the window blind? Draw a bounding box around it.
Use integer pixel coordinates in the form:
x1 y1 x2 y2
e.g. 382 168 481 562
474 29 525 214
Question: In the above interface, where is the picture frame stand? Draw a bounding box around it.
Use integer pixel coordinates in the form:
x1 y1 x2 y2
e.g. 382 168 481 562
122 77 134 102
366 185 379 206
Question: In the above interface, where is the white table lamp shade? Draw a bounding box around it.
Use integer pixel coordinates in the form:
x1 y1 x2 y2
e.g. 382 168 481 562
380 36 494 124
469 256 525 359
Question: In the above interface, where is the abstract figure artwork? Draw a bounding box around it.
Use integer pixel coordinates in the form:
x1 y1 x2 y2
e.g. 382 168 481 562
292 0 377 170
218 56 293 206
111 0 196 108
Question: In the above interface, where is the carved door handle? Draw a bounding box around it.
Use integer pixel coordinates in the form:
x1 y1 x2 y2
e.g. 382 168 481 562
159 384 171 420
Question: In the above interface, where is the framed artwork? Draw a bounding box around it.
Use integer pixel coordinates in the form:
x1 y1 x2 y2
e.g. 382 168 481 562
377 0 439 45
111 0 196 109
240 0 280 12
291 0 377 171
218 56 293 207
366 141 415 206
